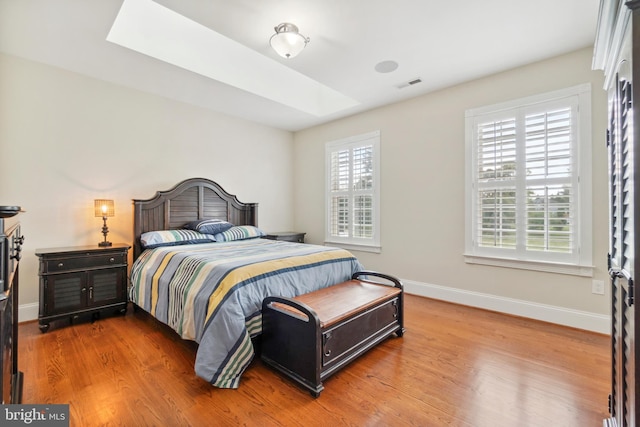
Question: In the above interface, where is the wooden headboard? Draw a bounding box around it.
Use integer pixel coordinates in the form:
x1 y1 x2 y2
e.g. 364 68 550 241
132 178 258 260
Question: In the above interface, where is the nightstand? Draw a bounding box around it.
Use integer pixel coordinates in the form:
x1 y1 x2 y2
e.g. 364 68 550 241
263 232 306 243
35 243 130 332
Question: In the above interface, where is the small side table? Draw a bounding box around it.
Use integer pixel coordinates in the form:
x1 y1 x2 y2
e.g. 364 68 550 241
35 243 130 332
263 232 306 243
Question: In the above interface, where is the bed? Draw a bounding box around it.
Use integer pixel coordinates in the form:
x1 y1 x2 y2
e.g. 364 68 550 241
129 178 363 388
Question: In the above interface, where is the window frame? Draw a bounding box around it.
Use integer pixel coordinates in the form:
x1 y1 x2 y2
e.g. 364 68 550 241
325 130 381 253
464 84 593 276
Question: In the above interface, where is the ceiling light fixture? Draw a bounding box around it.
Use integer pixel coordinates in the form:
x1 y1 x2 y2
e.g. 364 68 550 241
270 23 310 59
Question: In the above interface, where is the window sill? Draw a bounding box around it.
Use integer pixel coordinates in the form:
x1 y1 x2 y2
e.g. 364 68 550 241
463 254 594 277
324 241 381 254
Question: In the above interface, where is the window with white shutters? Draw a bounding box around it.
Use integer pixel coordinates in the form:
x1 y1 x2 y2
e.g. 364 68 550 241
465 85 593 275
325 131 380 252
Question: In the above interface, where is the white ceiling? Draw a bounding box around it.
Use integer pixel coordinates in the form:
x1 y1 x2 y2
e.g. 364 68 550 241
0 0 601 132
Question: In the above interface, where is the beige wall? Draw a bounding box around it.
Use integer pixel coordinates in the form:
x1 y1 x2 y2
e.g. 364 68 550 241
293 47 610 331
0 53 295 314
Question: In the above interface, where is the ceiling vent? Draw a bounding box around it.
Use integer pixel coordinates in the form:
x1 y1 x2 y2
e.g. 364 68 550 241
397 78 422 89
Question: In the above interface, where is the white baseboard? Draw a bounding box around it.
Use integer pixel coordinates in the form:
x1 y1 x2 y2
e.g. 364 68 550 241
18 281 611 334
402 279 610 334
19 302 39 323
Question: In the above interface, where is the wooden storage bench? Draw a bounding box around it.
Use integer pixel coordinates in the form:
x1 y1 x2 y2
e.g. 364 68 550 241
261 271 404 397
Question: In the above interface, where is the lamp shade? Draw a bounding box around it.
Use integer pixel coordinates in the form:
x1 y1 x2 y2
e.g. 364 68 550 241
270 23 309 59
94 199 115 217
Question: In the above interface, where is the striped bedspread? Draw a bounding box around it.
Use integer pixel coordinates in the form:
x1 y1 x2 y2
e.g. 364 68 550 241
129 238 362 388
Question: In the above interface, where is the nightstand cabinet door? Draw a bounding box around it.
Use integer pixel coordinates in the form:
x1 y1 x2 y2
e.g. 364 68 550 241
36 244 130 332
45 272 87 313
89 269 126 305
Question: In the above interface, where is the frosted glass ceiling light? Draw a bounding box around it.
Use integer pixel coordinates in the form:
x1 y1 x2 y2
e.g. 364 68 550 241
270 23 309 59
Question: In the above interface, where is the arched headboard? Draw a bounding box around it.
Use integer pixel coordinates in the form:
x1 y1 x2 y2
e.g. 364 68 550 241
132 178 258 259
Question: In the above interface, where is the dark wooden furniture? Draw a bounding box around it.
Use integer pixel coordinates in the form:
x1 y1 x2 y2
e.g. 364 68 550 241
36 243 130 332
0 209 23 403
594 1 640 425
133 177 258 261
263 231 306 243
261 271 404 397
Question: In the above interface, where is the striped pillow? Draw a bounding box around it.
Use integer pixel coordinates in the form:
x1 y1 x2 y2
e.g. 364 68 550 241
213 225 266 242
184 218 234 235
140 229 215 249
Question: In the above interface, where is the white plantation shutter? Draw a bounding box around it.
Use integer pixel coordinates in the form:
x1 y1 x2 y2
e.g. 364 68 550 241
465 85 592 275
329 149 350 237
524 107 574 253
326 131 380 252
476 118 517 249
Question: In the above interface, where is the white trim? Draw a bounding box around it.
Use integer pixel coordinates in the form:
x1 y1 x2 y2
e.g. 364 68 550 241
326 130 381 148
464 254 594 277
18 302 39 323
592 0 621 71
323 241 381 253
596 2 632 90
465 83 591 116
402 278 609 334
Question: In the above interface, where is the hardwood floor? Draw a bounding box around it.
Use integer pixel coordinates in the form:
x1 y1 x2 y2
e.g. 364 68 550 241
19 295 610 426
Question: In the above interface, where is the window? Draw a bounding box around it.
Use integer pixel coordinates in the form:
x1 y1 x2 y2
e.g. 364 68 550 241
465 84 592 276
325 131 381 253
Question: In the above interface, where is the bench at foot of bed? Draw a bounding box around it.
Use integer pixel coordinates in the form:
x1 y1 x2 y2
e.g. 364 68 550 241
261 271 404 397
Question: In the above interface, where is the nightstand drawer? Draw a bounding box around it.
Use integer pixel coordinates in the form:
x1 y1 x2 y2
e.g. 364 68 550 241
43 253 126 273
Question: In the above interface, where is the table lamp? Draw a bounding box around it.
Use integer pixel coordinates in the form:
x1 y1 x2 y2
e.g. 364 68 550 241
94 199 114 247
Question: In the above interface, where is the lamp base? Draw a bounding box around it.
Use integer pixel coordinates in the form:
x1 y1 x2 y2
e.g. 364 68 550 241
99 216 111 247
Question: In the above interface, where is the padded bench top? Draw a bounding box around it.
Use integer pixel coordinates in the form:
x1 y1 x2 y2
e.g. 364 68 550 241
278 280 402 328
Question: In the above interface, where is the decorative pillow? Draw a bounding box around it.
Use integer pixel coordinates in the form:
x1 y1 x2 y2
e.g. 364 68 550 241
213 225 266 242
140 229 215 249
184 218 234 235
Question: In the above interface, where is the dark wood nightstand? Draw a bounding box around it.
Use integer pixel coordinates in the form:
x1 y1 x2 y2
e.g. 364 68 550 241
263 232 306 243
35 243 130 332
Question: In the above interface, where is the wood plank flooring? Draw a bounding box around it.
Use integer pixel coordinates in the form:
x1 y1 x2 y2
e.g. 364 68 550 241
19 295 610 426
